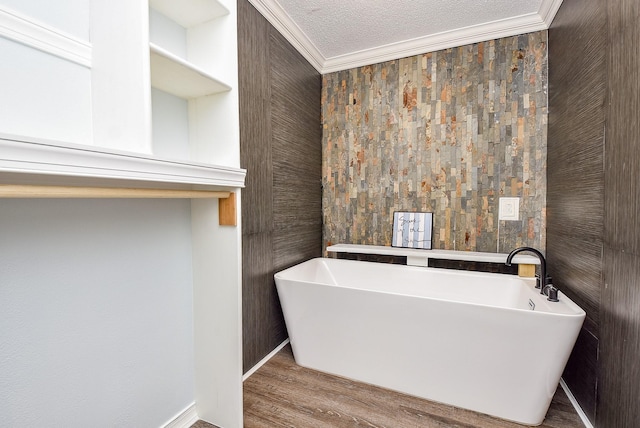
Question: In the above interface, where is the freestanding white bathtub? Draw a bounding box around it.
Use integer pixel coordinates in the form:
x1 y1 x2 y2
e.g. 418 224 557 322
274 257 585 426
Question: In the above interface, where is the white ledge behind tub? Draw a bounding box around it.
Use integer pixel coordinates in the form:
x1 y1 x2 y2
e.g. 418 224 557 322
326 244 541 267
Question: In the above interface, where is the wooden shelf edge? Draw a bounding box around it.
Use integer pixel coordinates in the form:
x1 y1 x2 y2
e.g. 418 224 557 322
0 184 231 199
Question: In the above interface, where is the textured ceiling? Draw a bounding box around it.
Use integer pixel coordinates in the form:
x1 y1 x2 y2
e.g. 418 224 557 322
275 0 543 58
249 0 560 72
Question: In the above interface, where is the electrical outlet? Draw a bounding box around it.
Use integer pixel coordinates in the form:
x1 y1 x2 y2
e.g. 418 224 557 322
499 197 520 221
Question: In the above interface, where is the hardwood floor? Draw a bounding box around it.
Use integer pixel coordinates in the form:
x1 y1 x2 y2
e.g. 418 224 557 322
241 345 585 428
190 421 217 428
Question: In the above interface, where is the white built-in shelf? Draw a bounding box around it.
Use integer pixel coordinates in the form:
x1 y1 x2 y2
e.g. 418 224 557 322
326 244 541 267
150 43 230 99
149 0 229 28
0 134 245 190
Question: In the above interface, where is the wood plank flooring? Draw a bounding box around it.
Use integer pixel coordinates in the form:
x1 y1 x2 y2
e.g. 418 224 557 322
241 345 585 428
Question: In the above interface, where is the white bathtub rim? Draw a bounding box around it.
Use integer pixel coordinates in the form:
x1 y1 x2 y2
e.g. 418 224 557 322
275 258 586 319
278 276 583 319
276 256 516 282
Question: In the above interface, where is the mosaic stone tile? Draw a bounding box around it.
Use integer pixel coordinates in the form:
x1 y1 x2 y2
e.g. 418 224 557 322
322 31 548 253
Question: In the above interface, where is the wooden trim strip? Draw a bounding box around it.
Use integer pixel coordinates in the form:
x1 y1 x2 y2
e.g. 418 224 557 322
0 184 230 199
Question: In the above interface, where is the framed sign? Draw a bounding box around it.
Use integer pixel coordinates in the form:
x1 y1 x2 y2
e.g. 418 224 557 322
392 211 433 249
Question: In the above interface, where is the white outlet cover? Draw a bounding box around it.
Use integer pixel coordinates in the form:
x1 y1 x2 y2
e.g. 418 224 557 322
499 197 520 221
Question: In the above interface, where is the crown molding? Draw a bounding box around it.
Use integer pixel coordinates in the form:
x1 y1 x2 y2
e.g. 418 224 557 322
246 0 324 73
322 13 546 73
538 0 564 26
248 0 563 75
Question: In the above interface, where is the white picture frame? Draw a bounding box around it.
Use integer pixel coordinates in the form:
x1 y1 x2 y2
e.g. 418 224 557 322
392 211 433 249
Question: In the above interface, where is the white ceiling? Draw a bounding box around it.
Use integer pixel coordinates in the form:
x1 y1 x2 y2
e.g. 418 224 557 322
247 0 563 74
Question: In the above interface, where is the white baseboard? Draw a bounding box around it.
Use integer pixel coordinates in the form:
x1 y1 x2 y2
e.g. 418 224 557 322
243 338 290 381
162 403 199 428
161 339 290 428
560 378 594 428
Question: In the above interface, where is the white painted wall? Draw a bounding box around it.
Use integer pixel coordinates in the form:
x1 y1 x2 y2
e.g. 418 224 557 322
0 37 93 145
0 199 195 427
152 88 191 161
0 0 91 41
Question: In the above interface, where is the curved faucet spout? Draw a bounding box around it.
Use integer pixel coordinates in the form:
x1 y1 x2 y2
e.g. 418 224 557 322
505 247 547 295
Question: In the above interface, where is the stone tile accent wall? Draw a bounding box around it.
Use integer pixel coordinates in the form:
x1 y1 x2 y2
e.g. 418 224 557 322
322 31 548 253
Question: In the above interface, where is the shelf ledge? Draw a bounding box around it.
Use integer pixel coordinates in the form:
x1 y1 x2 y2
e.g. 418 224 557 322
0 133 246 190
150 43 230 99
149 0 229 28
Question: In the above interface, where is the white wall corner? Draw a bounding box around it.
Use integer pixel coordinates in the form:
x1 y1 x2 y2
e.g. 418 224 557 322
162 403 199 428
539 0 565 27
246 0 324 73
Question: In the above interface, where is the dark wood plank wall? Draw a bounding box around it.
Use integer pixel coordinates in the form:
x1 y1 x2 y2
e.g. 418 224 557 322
547 0 606 423
600 0 640 426
238 0 322 373
270 31 323 273
549 0 640 426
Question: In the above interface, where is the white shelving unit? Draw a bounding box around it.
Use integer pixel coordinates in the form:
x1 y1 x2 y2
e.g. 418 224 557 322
150 43 230 98
149 2 243 426
0 0 244 183
150 0 229 27
148 0 238 166
0 0 244 426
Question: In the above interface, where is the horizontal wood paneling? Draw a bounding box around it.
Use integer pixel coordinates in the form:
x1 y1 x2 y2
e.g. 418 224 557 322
547 0 606 424
599 1 640 424
600 251 640 427
239 0 275 373
561 327 599 422
242 231 287 371
239 97 273 235
550 0 640 425
273 225 322 272
604 0 640 255
271 26 322 274
238 0 321 373
545 234 601 335
239 0 272 236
